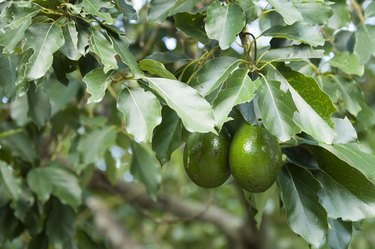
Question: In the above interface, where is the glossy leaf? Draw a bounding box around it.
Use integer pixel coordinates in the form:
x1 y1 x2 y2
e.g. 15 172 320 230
89 28 117 73
0 6 38 53
78 0 115 24
110 35 143 78
148 0 200 22
0 52 17 98
319 143 375 186
260 46 324 62
269 67 337 144
152 107 183 165
188 56 241 96
145 77 216 133
131 141 161 198
312 146 375 221
60 21 81 61
139 59 176 79
24 23 65 80
174 12 210 44
77 126 117 168
278 165 327 248
82 68 114 104
0 161 22 201
27 83 51 128
328 52 364 76
266 0 302 25
262 23 325 47
294 1 332 25
205 2 245 50
237 0 258 23
257 78 300 142
212 69 261 130
327 218 352 249
117 87 162 143
115 0 138 22
332 117 357 144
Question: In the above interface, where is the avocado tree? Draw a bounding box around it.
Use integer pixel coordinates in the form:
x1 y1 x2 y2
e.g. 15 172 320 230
1 0 375 248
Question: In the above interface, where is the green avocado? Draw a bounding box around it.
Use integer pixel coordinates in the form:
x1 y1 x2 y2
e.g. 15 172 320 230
229 124 283 192
183 129 230 188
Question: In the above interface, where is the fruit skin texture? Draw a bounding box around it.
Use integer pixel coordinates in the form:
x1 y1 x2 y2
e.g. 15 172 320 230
183 130 230 188
229 124 283 193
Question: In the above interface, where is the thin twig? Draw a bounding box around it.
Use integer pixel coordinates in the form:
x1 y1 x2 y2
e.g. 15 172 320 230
350 0 365 24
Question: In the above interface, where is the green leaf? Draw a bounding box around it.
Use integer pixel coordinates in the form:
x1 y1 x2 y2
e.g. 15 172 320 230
146 52 189 64
327 218 352 249
269 67 337 144
152 107 184 165
24 23 65 80
188 56 241 96
257 78 300 142
44 77 81 115
117 87 162 143
110 35 143 78
0 52 17 98
46 199 76 249
332 117 357 144
82 68 114 104
319 143 375 186
212 69 261 130
47 163 82 208
312 146 375 221
174 12 210 44
0 127 37 162
89 28 117 73
131 141 161 198
78 0 115 24
27 83 51 128
205 2 245 50
27 168 53 203
328 52 364 76
236 0 258 23
294 1 333 25
148 0 200 22
365 1 375 18
77 126 117 168
139 59 176 79
60 21 81 61
0 6 38 53
250 183 279 229
321 76 363 116
0 161 22 201
278 165 328 248
266 0 302 25
145 77 216 133
354 24 375 63
104 150 117 185
327 1 350 29
115 0 138 22
262 23 325 47
260 46 324 62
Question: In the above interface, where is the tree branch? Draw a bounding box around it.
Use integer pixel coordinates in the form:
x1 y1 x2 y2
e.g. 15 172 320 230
86 196 142 249
89 171 242 240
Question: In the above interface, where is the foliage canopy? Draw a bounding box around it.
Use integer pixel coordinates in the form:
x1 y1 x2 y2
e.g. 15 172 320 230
1 0 375 248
